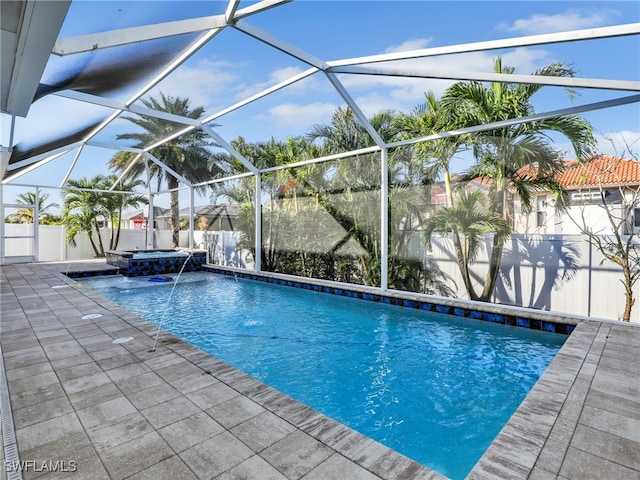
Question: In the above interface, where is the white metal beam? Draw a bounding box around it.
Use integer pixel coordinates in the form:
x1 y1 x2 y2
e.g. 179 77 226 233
34 186 39 261
125 29 223 107
254 174 262 272
200 124 260 175
387 94 640 150
203 67 319 123
53 15 228 55
234 0 292 21
380 148 389 291
84 142 144 154
144 152 193 188
192 171 254 188
225 0 241 24
54 91 203 126
59 144 85 187
3 143 82 176
3 150 68 184
233 20 328 70
324 72 386 148
145 158 155 249
189 187 195 249
260 146 381 174
329 66 640 92
52 0 291 55
109 153 143 191
329 23 640 67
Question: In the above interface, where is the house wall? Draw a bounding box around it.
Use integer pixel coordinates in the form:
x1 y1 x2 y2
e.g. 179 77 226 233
514 188 640 235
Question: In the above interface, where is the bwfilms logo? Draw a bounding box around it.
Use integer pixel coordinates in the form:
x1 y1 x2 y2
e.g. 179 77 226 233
4 460 77 473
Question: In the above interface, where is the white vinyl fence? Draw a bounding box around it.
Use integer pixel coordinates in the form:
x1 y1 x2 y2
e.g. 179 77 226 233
417 233 639 323
2 224 638 323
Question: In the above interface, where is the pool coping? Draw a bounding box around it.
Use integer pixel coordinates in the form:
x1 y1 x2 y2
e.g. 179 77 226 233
2 261 639 479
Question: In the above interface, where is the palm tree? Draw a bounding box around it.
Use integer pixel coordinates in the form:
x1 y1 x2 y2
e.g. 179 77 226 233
440 56 595 301
393 92 465 207
307 107 454 292
393 93 472 295
423 190 510 299
7 191 60 224
109 93 218 247
98 175 147 250
62 176 107 257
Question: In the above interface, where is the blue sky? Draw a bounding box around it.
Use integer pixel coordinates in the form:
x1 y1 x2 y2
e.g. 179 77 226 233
2 0 639 210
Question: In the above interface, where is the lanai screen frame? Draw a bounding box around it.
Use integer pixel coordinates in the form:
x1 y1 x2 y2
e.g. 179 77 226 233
1 0 638 290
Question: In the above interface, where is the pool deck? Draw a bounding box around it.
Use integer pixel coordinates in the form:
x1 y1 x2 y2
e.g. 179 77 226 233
1 261 639 480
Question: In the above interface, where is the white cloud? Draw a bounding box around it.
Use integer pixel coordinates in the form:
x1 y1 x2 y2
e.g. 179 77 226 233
336 48 558 117
234 66 329 100
499 9 618 35
595 130 640 157
384 38 434 54
255 101 338 129
148 57 245 112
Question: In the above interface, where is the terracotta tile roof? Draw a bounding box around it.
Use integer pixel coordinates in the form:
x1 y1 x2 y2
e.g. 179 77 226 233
516 155 640 188
558 155 640 187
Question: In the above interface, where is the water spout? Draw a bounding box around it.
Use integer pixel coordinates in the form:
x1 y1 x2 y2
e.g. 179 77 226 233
150 251 194 352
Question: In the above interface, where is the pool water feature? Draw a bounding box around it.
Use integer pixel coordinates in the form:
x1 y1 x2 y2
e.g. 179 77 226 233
151 251 195 351
80 272 566 480
105 249 207 276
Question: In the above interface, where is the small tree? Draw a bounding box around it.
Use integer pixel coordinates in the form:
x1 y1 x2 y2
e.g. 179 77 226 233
423 190 510 299
568 148 640 322
63 176 107 257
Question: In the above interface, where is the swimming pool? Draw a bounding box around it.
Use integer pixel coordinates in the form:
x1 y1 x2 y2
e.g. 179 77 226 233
79 272 566 480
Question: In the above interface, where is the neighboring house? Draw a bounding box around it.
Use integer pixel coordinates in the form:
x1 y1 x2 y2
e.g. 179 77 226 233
513 155 640 235
189 204 240 231
153 204 240 231
121 206 171 230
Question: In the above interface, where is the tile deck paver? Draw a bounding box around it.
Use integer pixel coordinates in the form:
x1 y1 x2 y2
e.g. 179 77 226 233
1 260 639 480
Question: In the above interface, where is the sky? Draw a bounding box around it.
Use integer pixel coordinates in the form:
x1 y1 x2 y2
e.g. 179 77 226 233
2 0 639 213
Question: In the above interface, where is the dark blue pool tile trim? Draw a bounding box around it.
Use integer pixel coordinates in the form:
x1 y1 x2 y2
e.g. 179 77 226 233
204 266 575 336
66 269 121 279
105 251 207 277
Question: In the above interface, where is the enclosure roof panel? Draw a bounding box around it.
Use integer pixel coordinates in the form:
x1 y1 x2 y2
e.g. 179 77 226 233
1 1 639 184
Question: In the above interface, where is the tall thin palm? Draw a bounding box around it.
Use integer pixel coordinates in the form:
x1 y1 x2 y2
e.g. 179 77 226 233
441 56 595 301
393 92 464 207
109 93 217 247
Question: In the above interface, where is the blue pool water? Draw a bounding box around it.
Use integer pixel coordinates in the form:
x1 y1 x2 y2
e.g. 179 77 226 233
81 272 566 480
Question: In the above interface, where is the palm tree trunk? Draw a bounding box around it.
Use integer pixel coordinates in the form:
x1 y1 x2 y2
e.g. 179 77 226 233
480 182 508 302
114 209 122 250
444 170 478 299
109 215 116 250
86 229 101 257
457 232 479 301
168 179 180 247
480 234 503 301
93 219 105 256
